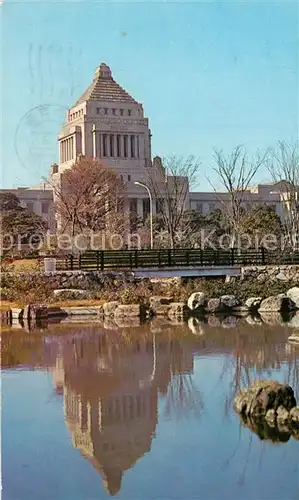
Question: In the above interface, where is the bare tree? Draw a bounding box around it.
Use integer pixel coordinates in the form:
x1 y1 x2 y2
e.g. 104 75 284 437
145 155 201 248
51 156 125 238
268 141 299 249
208 146 268 247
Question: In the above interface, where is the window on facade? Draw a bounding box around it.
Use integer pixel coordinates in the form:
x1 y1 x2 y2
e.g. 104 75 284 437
41 202 49 214
130 135 135 158
109 135 114 156
124 135 128 157
104 108 108 115
128 174 131 181
26 202 34 212
128 109 132 116
112 108 116 115
96 107 100 114
116 135 121 157
120 109 124 116
103 134 107 156
196 202 203 213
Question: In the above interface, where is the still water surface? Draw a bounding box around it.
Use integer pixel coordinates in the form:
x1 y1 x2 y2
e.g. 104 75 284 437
2 319 299 500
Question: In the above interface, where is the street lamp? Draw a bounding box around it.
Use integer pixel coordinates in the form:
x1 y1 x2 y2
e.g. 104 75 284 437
134 181 153 249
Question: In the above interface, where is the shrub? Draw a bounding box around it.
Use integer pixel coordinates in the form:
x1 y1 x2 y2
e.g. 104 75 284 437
118 283 151 306
1 273 53 304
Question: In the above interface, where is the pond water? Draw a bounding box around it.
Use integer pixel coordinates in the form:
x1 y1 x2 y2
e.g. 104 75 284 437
2 318 299 500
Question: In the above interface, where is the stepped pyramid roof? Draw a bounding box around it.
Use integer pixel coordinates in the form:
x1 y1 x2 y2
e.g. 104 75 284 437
74 63 138 106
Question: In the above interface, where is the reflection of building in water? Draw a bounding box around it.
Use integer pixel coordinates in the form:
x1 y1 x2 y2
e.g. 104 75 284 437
51 334 196 496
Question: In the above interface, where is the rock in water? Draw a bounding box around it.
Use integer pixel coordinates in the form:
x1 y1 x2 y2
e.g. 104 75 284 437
234 380 296 418
245 297 262 310
206 298 224 313
220 294 239 308
259 295 295 313
187 292 206 310
287 287 299 309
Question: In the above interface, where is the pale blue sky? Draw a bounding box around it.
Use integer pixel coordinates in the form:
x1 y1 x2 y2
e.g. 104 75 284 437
1 0 298 189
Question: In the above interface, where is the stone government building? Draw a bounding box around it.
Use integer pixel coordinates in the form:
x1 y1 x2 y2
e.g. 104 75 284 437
2 62 291 230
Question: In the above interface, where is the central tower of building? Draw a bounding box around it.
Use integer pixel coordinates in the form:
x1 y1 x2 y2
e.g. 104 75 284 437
57 62 152 184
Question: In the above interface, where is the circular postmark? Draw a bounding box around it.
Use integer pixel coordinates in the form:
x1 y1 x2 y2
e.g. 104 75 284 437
14 104 68 178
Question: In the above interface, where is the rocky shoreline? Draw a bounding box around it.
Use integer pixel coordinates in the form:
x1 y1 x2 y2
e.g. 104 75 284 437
2 285 299 321
2 287 299 344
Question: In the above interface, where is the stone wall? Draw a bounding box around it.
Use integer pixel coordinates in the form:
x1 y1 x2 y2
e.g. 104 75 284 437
241 265 299 283
2 270 140 290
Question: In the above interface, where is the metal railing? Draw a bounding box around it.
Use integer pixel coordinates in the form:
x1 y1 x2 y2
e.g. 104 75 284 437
58 248 299 271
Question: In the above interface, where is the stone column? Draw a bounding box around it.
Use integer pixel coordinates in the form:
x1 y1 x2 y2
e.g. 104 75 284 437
137 135 140 158
98 133 101 157
134 135 139 158
139 134 145 160
121 135 125 157
92 124 97 158
73 134 77 159
113 134 117 157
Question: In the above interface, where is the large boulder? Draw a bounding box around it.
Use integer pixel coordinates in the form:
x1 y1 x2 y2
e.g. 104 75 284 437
53 289 93 300
149 296 172 315
234 380 296 419
259 295 295 313
206 298 224 313
187 292 206 311
220 295 239 309
245 297 262 310
287 287 299 309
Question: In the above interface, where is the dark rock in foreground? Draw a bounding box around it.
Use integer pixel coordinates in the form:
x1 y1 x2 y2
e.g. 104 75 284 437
234 380 299 442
